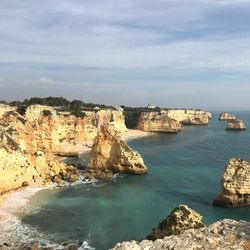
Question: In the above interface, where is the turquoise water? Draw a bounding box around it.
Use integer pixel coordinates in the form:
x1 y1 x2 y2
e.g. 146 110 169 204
20 112 250 249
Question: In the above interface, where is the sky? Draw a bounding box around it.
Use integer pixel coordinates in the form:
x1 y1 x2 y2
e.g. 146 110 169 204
0 0 250 110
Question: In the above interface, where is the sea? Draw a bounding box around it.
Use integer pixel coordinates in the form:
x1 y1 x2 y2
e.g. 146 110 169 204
6 112 250 249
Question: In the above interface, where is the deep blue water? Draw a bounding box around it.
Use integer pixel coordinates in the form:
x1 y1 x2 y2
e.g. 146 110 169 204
20 112 250 249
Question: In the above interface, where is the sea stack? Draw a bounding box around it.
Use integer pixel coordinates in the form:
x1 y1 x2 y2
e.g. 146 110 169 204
226 120 246 131
213 158 250 208
147 205 204 240
87 124 148 175
219 112 236 120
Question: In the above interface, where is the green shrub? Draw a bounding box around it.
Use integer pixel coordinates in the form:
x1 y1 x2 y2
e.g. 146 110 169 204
42 110 52 116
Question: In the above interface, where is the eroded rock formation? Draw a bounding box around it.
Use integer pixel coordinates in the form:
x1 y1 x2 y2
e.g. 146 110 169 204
219 112 236 120
166 109 210 125
213 158 250 207
226 120 246 131
0 105 127 156
0 104 16 118
136 109 211 132
136 112 182 133
87 124 147 175
111 219 250 250
0 105 128 194
0 146 80 194
147 205 204 240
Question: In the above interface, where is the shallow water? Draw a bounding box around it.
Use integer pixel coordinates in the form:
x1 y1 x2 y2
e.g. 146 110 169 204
19 111 250 249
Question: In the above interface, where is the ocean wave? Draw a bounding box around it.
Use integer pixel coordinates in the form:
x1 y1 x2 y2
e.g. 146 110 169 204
0 186 95 250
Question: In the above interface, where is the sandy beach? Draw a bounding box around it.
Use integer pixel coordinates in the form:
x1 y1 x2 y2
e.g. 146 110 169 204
0 186 45 244
122 129 152 141
53 129 151 160
77 129 151 154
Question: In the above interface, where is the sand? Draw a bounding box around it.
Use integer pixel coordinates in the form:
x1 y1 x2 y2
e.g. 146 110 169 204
53 129 151 161
1 129 151 208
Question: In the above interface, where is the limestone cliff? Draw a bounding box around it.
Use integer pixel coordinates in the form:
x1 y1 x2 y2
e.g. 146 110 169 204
111 219 250 250
219 112 236 120
213 158 250 207
0 110 80 194
136 112 182 133
87 125 147 175
165 109 210 125
0 105 127 156
227 120 246 131
205 111 213 119
0 105 128 194
136 109 210 132
25 105 127 156
0 147 80 194
0 104 16 118
147 205 204 240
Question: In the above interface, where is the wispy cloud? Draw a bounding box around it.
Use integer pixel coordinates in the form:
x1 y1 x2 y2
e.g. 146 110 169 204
39 77 57 85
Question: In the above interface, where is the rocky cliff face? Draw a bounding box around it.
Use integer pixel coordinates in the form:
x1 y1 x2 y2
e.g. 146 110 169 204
213 158 250 207
136 112 182 133
219 112 236 120
136 109 210 133
87 124 147 175
0 104 16 118
0 105 127 156
0 146 80 194
0 105 127 194
227 120 246 131
165 109 210 125
147 205 204 240
111 219 250 250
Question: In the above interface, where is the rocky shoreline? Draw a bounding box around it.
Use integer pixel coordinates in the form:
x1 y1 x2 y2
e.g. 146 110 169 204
0 103 249 250
111 219 250 250
110 205 250 250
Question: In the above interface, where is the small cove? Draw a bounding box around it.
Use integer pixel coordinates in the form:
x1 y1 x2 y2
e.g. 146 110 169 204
13 111 250 249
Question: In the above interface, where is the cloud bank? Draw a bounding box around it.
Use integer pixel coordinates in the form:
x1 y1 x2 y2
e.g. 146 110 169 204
0 0 250 109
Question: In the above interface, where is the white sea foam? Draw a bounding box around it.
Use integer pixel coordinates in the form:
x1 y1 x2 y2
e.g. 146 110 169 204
0 185 95 249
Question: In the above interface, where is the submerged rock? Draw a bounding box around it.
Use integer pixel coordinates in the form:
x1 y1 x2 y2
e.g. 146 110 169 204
219 112 236 120
83 168 114 181
147 205 204 240
111 219 250 250
226 120 246 131
213 158 250 208
87 124 147 175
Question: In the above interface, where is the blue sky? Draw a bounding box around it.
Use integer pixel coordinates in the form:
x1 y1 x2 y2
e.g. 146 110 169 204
0 0 250 109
